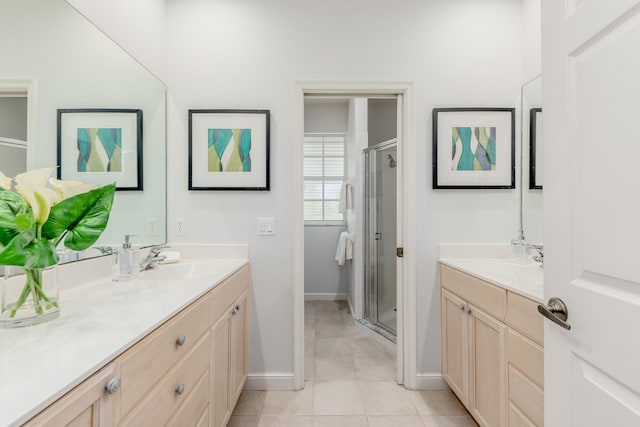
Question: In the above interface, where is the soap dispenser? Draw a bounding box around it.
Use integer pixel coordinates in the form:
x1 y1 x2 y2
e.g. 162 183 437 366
511 230 529 263
115 234 140 280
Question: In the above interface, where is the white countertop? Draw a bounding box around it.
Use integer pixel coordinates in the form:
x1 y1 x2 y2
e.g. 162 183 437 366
0 254 248 427
439 257 544 303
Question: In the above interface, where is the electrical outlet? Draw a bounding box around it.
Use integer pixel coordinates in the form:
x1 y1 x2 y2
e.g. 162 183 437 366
176 218 186 237
147 218 159 236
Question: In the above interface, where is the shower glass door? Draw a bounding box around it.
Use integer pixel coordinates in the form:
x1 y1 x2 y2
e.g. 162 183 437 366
364 141 397 335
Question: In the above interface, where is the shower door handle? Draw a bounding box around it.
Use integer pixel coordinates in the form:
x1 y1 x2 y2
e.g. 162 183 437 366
375 232 382 241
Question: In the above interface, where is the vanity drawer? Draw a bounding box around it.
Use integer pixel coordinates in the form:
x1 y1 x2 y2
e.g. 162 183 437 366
440 264 507 321
212 266 250 323
167 370 210 427
508 365 543 427
119 332 210 427
508 328 543 388
118 293 211 418
508 401 537 427
507 291 543 345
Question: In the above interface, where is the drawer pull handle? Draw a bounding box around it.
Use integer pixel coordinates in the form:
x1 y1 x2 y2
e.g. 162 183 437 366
105 377 121 395
176 335 186 346
175 383 185 395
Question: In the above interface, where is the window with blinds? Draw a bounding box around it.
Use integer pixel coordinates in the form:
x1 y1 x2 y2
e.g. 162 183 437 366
303 134 346 222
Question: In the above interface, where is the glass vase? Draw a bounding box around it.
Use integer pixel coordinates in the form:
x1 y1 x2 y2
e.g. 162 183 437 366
0 264 60 328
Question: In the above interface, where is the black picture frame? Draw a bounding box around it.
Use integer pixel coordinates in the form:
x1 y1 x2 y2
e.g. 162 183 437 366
529 108 543 190
432 107 515 189
188 109 270 191
57 108 143 191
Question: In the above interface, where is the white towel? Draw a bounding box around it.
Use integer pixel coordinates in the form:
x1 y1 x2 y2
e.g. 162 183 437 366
335 231 355 266
338 180 354 213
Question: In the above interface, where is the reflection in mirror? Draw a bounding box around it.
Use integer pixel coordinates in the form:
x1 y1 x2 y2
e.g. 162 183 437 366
521 75 543 244
529 108 542 189
0 96 27 177
0 0 167 262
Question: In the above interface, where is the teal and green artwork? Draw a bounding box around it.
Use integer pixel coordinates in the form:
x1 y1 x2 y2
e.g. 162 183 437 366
451 126 496 171
77 128 122 172
208 128 252 172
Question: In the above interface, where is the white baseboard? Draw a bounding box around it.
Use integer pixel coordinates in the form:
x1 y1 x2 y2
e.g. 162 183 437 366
304 293 348 301
416 372 450 390
244 373 296 390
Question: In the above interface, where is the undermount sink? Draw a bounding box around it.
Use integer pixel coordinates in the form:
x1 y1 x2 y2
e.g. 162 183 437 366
140 260 221 281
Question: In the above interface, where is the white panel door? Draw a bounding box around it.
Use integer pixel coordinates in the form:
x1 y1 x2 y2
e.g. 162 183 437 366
542 0 640 425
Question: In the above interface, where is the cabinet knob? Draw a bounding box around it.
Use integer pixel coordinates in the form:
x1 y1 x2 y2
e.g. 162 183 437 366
175 383 185 395
459 304 465 311
232 304 241 315
176 335 186 346
105 377 121 395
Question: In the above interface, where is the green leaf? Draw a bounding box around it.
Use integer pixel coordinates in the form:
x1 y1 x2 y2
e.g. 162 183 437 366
0 187 30 247
16 213 34 230
42 183 116 251
0 226 57 268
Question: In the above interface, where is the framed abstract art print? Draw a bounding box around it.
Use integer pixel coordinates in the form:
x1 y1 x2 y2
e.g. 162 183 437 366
57 108 143 191
188 109 270 191
432 107 515 189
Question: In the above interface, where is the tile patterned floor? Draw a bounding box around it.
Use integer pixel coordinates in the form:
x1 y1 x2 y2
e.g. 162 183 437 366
229 301 478 427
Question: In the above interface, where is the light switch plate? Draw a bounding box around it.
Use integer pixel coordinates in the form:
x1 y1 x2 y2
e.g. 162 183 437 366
257 218 275 236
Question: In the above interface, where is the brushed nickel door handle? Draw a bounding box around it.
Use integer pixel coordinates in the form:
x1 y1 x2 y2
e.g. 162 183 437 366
538 297 571 330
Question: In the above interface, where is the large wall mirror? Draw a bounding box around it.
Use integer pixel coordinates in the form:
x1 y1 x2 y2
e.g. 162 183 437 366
521 75 542 244
0 0 166 258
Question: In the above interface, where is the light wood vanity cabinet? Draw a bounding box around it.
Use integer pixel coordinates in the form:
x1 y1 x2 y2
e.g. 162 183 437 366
441 274 507 427
440 264 544 427
118 293 212 426
24 363 121 427
210 266 249 427
23 265 250 427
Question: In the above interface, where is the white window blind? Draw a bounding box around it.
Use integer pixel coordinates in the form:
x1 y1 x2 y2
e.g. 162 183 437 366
303 134 346 222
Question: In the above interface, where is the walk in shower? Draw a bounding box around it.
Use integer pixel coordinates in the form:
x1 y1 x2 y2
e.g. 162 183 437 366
363 139 397 340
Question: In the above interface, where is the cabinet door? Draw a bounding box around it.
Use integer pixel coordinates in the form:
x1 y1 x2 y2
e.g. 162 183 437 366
441 289 469 406
25 363 120 427
468 304 507 427
229 291 249 406
210 312 231 427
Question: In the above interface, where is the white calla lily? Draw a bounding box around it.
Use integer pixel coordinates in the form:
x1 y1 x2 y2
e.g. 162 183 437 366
49 178 99 200
14 167 60 225
0 170 12 190
14 167 58 190
15 185 60 225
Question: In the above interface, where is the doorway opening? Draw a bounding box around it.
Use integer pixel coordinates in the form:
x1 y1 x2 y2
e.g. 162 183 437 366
293 81 417 390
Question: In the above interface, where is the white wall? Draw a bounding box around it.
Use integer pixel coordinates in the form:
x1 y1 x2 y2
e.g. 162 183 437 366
304 100 349 134
66 0 166 81
346 98 368 317
76 0 524 384
0 98 27 141
368 99 397 146
521 0 542 83
304 227 348 296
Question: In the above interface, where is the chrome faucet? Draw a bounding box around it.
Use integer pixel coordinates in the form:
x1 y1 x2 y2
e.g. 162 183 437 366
140 245 168 270
530 244 544 265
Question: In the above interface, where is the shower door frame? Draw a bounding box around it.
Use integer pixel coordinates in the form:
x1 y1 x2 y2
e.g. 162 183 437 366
293 81 417 390
363 139 398 337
